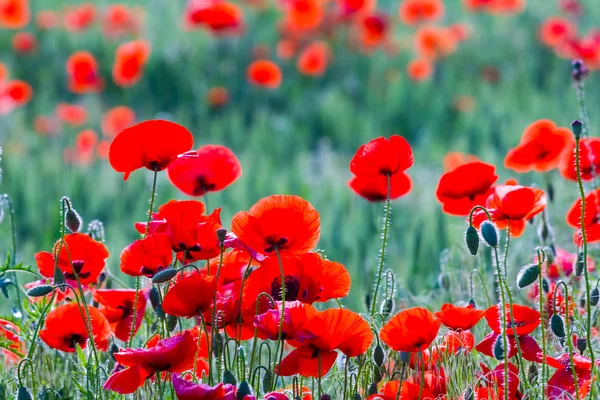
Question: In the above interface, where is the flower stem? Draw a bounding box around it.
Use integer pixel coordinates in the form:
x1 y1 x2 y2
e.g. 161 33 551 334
371 174 391 317
1 195 22 314
272 246 286 390
492 246 508 400
537 249 547 400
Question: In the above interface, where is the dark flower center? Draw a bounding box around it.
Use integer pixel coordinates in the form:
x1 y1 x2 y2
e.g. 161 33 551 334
264 237 288 253
66 333 87 350
172 243 201 253
141 264 164 277
271 275 301 301
194 176 216 195
64 260 90 280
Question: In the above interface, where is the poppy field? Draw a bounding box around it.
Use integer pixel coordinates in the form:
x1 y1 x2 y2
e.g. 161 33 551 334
5 0 600 399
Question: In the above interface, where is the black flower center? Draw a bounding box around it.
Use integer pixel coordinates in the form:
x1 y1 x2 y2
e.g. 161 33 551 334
271 275 301 301
65 260 90 280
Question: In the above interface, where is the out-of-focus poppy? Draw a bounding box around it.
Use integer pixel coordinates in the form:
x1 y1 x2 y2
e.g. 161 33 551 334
112 39 151 88
35 233 109 285
407 58 433 81
101 105 136 138
66 51 104 94
56 103 88 127
566 188 600 245
247 60 282 89
0 62 7 84
472 184 546 237
380 307 441 352
505 119 574 173
277 39 298 59
69 129 98 165
172 374 236 400
435 161 497 216
103 331 197 394
560 0 582 17
97 140 111 159
282 0 323 33
93 289 147 342
231 195 320 256
0 319 24 365
452 95 476 112
463 0 525 14
0 79 32 115
448 23 471 42
0 0 30 29
442 152 479 171
36 10 60 30
252 44 270 59
167 144 242 197
206 87 229 108
336 0 375 19
559 137 600 181
414 25 457 60
40 303 111 352
34 116 60 136
12 32 36 54
399 0 444 26
162 273 217 317
183 0 244 35
278 308 373 377
355 12 390 50
102 4 142 39
120 233 173 277
297 41 330 77
435 303 485 331
109 119 194 180
539 17 576 48
63 3 96 32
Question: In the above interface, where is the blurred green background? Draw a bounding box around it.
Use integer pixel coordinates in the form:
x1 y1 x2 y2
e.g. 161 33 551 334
0 0 598 310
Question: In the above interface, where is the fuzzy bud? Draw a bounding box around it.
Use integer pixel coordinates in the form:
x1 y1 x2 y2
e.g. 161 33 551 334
572 120 583 140
465 226 480 256
577 337 587 354
237 381 252 400
373 366 383 383
367 383 378 396
591 287 600 306
550 314 566 338
261 370 273 394
213 332 224 357
320 395 332 400
468 298 476 308
572 60 588 82
542 278 550 293
381 298 394 315
492 335 504 360
149 287 161 311
480 221 498 248
166 314 178 332
575 252 585 277
399 351 411 364
353 394 362 400
438 273 450 290
65 208 82 233
110 343 120 361
373 344 385 367
217 228 227 244
17 386 32 400
26 285 54 297
527 364 538 383
223 370 237 386
517 264 540 289
152 268 178 284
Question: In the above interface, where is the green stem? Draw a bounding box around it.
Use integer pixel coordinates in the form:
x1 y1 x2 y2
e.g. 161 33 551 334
317 351 323 399
537 249 547 400
418 349 425 400
1 195 22 314
209 242 226 385
272 246 286 390
492 246 509 400
371 174 391 317
555 281 580 399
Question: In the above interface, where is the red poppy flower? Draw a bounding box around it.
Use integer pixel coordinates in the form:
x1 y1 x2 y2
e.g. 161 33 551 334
355 13 390 50
407 58 433 81
66 51 104 94
472 184 546 237
172 374 236 400
566 188 600 245
56 103 87 127
69 129 98 165
33 116 60 136
40 303 111 352
63 3 96 32
414 25 457 61
484 304 540 336
0 79 32 115
297 41 330 77
120 233 173 277
231 195 320 256
435 161 497 216
104 331 197 394
380 308 440 352
351 135 414 178
0 0 30 29
207 87 229 108
12 32 36 54
0 319 24 365
435 303 485 331
476 331 545 363
463 0 524 14
108 120 194 180
167 145 242 197
366 380 436 400
102 4 141 39
278 308 372 377
399 0 444 26
35 233 109 285
183 0 244 35
254 301 317 340
504 119 574 173
162 273 217 317
112 40 151 88
474 362 521 400
282 0 323 32
539 17 576 48
349 171 412 202
247 60 282 89
442 330 475 352
101 106 136 138
547 353 593 399
93 289 147 343
559 137 600 181
36 10 60 30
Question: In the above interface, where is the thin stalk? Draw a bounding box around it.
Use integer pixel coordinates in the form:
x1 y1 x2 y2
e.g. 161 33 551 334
272 246 287 389
537 249 547 400
1 195 22 314
371 174 391 317
209 242 226 385
492 246 509 400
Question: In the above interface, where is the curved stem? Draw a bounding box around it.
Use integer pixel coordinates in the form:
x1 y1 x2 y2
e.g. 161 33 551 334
468 205 493 226
371 174 391 317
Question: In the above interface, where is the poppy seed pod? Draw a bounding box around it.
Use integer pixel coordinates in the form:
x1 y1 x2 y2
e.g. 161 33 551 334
373 344 385 367
151 268 178 284
465 226 479 255
577 337 587 354
399 351 411 363
591 287 599 306
217 228 227 244
17 386 32 400
480 220 498 247
110 343 120 361
236 381 252 400
517 264 540 289
26 285 54 297
492 335 504 360
571 120 583 140
223 370 237 385
550 314 566 338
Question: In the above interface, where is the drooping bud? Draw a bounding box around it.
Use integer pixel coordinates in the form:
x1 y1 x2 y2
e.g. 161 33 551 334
527 364 538 383
381 298 394 315
261 370 273 394
465 226 480 256
365 293 371 311
65 207 82 233
542 278 550 293
223 370 237 386
373 366 383 383
591 287 599 306
320 395 332 400
575 252 585 277
17 386 33 400
492 335 504 360
236 381 252 400
438 273 450 290
537 216 554 243
572 120 583 140
550 314 566 338
152 268 178 284
353 394 362 400
399 351 411 364
110 343 120 361
149 287 161 311
577 337 587 354
26 285 54 297
373 344 385 367
213 332 224 357
468 298 476 308
480 221 498 248
517 264 540 289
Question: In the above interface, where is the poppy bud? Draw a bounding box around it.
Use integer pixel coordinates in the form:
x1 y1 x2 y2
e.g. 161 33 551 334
575 252 585 277
65 208 82 233
26 285 54 297
217 228 227 244
373 366 383 383
110 343 120 361
468 298 476 308
381 298 394 315
98 272 107 285
572 60 588 82
438 273 450 290
53 265 66 287
320 395 332 400
365 293 372 310
480 221 498 248
353 394 362 400
517 264 540 289
537 218 554 243
580 296 586 308
572 120 583 140
237 346 246 379
236 381 252 400
465 226 480 256
542 278 550 293
551 314 566 337
223 370 237 385
492 335 504 360
464 388 474 400
546 182 555 203
166 314 178 332
152 268 178 284
591 287 599 306
261 370 272 394
213 332 224 357
399 351 411 363
577 337 587 354
149 287 161 310
373 344 385 367
527 364 538 383
367 383 378 395
17 386 32 400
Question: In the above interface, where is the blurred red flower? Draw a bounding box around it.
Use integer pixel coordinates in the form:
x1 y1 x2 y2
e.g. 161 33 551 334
63 3 96 32
247 60 282 89
113 39 151 87
297 41 330 77
407 58 433 81
102 4 143 39
101 105 136 138
56 103 88 127
0 0 30 29
206 86 229 107
12 32 36 54
66 51 104 94
399 0 444 26
36 10 60 30
183 0 244 35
